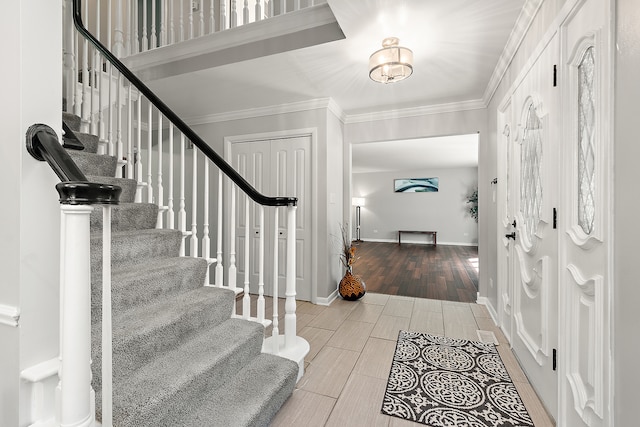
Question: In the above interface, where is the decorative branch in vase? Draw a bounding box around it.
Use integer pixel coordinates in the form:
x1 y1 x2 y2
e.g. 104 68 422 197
337 223 365 300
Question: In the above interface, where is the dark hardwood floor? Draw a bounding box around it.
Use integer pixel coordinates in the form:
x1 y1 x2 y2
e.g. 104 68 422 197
350 241 479 303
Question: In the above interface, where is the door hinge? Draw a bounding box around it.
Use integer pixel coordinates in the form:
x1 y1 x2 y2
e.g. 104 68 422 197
553 65 557 87
553 208 557 229
553 348 557 371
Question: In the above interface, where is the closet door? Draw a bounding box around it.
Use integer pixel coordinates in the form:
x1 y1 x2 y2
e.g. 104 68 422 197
558 0 613 425
508 33 559 419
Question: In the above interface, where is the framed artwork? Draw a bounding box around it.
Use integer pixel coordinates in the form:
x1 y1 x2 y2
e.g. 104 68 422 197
394 177 439 193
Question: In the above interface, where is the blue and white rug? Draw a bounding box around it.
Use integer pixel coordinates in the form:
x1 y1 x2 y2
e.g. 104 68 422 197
381 331 534 426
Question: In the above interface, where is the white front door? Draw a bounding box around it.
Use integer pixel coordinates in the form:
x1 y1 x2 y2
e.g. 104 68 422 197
230 136 312 301
558 0 613 425
508 33 560 419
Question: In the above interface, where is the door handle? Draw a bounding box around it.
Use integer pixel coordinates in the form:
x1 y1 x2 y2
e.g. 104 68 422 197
512 219 517 228
505 232 516 240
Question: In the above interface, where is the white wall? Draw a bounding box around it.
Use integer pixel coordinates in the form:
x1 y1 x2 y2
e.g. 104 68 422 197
614 0 640 424
353 167 478 245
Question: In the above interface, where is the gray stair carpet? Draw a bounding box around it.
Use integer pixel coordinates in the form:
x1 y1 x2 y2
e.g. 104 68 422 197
62 113 298 426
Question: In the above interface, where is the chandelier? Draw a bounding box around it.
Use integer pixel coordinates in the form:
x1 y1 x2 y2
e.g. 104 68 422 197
369 37 413 84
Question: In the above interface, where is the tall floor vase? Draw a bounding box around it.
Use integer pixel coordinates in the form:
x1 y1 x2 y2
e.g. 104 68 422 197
339 269 365 301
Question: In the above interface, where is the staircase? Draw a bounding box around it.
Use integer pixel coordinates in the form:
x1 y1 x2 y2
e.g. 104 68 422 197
62 112 299 426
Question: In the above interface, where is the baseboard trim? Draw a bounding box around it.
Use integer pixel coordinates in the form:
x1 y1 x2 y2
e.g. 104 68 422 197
0 304 20 327
476 295 499 325
316 288 338 306
359 238 478 247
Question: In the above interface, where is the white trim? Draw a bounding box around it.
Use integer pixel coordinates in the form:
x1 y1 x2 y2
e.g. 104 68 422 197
20 358 59 383
476 296 499 325
316 288 338 306
0 304 20 327
344 99 486 124
187 98 333 125
361 237 478 247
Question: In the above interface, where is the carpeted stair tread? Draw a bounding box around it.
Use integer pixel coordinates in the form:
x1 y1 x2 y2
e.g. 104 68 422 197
91 228 183 269
91 256 209 317
172 353 298 427
90 202 158 232
96 318 265 426
64 131 100 154
62 112 81 131
67 150 117 177
86 175 137 203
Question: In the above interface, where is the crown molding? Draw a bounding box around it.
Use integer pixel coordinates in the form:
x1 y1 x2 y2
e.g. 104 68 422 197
343 99 487 124
482 0 545 105
0 304 20 327
327 98 346 123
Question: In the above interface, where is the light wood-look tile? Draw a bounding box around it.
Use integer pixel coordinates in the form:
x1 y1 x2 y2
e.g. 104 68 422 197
270 389 336 427
353 337 397 380
298 346 360 398
326 320 375 352
347 303 385 324
370 315 411 341
308 307 352 331
497 345 529 383
442 302 478 340
475 317 509 344
296 312 318 333
329 298 361 314
513 380 556 426
324 373 390 427
470 302 491 318
297 301 329 316
361 292 390 306
408 310 444 336
299 326 335 362
388 416 424 427
381 298 414 318
412 297 442 313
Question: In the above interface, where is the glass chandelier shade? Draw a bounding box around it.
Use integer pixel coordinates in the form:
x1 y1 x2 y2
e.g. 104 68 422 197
369 37 414 84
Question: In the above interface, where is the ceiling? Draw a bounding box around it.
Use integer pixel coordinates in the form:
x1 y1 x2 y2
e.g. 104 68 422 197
147 0 527 119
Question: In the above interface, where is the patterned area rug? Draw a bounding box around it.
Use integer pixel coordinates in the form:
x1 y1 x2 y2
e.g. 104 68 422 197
381 331 534 426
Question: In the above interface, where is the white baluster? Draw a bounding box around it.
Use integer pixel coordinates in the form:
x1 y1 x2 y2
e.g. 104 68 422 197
255 0 262 22
220 0 228 30
229 184 237 293
101 206 113 427
190 147 198 257
107 63 114 156
58 205 94 427
294 0 300 11
156 113 164 228
167 124 175 229
95 0 105 145
126 84 133 180
271 208 279 353
135 96 143 202
132 0 139 54
113 0 125 57
90 45 98 138
179 134 187 256
269 0 274 18
73 29 82 118
142 0 148 50
242 194 250 318
279 0 285 15
169 0 175 44
151 0 158 48
215 169 224 287
179 0 185 41
80 0 90 132
116 74 123 173
209 0 216 33
202 160 211 283
160 0 167 46
188 0 194 39
243 0 249 25
147 102 153 203
62 0 75 113
285 205 297 348
124 0 131 56
257 205 265 323
199 1 205 36
230 0 237 28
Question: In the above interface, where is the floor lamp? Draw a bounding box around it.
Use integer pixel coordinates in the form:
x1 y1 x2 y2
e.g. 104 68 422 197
352 197 365 242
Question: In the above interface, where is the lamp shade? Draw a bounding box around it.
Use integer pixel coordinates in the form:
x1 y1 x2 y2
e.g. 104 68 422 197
369 37 413 84
352 197 365 206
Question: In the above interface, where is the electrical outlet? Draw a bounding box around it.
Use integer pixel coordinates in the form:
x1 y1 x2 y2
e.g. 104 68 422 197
192 1 200 12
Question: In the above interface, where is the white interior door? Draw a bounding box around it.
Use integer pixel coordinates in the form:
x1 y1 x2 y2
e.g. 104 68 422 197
558 0 612 425
508 33 559 419
230 136 312 302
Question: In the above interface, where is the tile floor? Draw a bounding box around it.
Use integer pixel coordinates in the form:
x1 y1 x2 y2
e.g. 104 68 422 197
264 293 556 427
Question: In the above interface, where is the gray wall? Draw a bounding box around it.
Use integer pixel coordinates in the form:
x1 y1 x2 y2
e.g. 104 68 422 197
352 167 478 245
614 0 640 424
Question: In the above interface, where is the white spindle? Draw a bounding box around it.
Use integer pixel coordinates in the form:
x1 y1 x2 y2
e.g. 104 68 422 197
114 0 124 57
294 0 301 11
96 1 105 146
278 0 285 15
116 74 123 171
242 194 250 318
132 0 139 54
269 0 274 18
179 134 187 256
243 0 249 25
190 147 198 257
168 124 175 229
220 0 228 30
107 63 114 156
142 0 148 51
147 102 153 203
157 113 164 228
135 96 143 202
81 0 90 132
255 0 262 22
229 184 237 292
180 0 185 41
209 0 215 33
230 0 237 28
285 205 297 347
199 1 205 36
102 206 113 427
257 205 265 323
215 169 224 287
62 0 75 113
189 0 194 39
271 208 279 353
151 0 158 48
126 84 134 179
169 0 176 44
73 29 82 117
90 45 98 138
58 205 94 427
124 0 131 56
202 161 211 282
160 0 167 46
